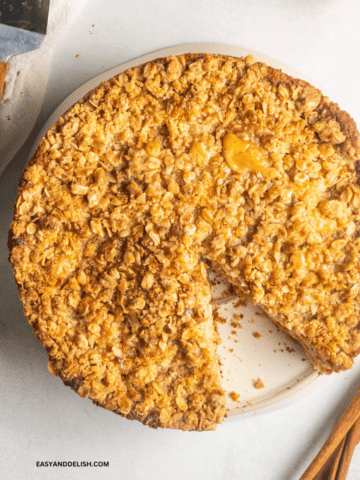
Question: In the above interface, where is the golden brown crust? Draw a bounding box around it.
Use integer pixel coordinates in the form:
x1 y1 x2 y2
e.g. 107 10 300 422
315 98 360 150
9 53 360 431
267 66 360 150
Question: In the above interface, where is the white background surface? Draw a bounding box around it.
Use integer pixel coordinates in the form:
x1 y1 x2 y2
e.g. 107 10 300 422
1 1 360 479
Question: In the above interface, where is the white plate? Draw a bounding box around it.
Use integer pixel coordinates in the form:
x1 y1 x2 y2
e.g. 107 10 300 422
29 43 326 419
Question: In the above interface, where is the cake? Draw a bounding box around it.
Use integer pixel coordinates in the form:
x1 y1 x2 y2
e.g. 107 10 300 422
9 53 360 431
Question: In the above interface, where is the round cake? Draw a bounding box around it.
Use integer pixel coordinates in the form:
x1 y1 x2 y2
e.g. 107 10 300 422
9 53 360 431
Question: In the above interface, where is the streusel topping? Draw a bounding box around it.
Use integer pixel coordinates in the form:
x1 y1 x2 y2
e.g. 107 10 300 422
9 54 360 430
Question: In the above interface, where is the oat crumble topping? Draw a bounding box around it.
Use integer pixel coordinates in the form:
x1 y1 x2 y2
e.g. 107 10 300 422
9 53 360 431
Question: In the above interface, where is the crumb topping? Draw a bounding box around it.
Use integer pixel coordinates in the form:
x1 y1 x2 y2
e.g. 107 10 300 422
9 53 360 431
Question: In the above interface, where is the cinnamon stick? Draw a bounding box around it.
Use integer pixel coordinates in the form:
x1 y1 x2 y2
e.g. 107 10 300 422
0 61 7 102
313 435 347 480
336 417 360 480
299 386 360 480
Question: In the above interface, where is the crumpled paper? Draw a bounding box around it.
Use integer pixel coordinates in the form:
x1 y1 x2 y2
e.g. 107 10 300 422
0 0 89 175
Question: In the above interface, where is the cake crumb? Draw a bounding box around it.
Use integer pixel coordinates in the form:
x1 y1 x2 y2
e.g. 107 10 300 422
234 298 247 308
75 54 80 58
253 332 261 339
231 314 243 329
231 320 243 329
213 306 226 324
229 391 240 402
253 378 265 390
